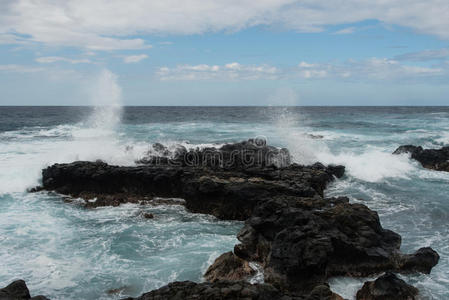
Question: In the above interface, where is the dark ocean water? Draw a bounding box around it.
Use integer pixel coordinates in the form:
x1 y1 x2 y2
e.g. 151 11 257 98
0 106 448 299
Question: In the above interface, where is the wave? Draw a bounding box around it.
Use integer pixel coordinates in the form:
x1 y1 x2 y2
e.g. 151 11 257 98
317 148 416 182
0 130 134 194
284 130 417 182
0 193 240 299
0 121 233 195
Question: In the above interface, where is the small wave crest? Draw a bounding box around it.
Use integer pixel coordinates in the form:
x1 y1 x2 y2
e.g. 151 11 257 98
316 148 416 182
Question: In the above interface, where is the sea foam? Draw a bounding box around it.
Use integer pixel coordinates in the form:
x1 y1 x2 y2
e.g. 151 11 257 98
0 69 131 194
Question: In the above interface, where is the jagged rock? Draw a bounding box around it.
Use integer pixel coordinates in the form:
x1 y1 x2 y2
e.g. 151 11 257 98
308 284 344 300
143 213 154 219
137 143 186 165
152 143 170 156
0 280 49 300
393 145 449 171
356 272 418 300
82 193 144 208
40 141 344 220
138 139 291 169
120 281 286 300
35 140 439 299
234 198 438 291
0 280 30 300
27 186 44 193
204 251 255 282
107 286 129 295
41 161 341 219
120 280 342 300
398 247 439 274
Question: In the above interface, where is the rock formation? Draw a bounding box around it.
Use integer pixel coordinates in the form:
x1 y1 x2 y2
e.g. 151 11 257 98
31 140 438 299
356 272 418 300
393 145 449 171
233 196 438 292
0 280 49 300
120 280 343 300
204 251 255 282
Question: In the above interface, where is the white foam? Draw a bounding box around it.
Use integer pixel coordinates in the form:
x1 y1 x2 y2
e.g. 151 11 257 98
279 124 417 182
0 70 134 195
317 148 416 182
328 276 375 300
435 131 449 146
249 262 264 284
86 69 123 130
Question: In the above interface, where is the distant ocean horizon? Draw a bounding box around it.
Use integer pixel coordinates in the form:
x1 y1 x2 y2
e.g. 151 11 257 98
1 105 448 299
2 105 449 106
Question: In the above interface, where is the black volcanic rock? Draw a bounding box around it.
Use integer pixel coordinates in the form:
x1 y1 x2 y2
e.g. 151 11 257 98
393 145 449 171
204 251 255 282
0 280 49 300
234 198 438 291
35 140 439 299
120 280 343 300
120 281 284 300
356 272 418 300
138 139 291 169
41 141 344 220
41 161 340 220
398 247 440 274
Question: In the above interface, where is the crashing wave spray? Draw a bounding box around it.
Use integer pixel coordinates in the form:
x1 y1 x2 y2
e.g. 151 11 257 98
86 69 123 131
273 107 320 164
268 88 320 164
0 69 128 194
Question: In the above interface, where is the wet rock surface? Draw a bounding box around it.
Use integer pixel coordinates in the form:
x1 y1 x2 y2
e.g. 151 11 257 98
356 272 418 300
40 140 343 220
393 145 449 171
35 140 439 299
120 280 343 300
137 139 291 169
0 280 49 300
204 251 255 282
233 196 438 291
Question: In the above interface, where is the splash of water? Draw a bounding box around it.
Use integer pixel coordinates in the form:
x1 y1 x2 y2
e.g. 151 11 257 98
267 89 320 165
86 69 123 131
269 102 416 182
273 107 320 164
0 69 128 194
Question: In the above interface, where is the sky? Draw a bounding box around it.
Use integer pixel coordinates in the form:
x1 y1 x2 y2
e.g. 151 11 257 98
0 0 448 106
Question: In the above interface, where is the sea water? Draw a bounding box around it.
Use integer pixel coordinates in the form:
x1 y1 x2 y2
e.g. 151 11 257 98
0 106 448 299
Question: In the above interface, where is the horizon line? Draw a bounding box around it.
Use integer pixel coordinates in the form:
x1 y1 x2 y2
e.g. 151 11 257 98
1 105 449 108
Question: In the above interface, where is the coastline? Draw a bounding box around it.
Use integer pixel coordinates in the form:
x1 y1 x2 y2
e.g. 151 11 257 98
10 139 439 300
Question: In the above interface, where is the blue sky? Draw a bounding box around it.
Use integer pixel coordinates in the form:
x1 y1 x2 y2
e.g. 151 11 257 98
0 1 448 105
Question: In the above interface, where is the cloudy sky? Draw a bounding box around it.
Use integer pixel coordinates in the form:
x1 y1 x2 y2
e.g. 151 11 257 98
0 0 448 105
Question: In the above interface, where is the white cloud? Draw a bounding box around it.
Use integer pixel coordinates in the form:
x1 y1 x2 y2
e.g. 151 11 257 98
296 58 446 80
1 1 449 50
298 61 316 68
395 48 449 61
158 63 279 80
334 27 356 35
123 54 148 63
225 62 241 70
36 56 91 64
158 58 447 82
0 64 45 73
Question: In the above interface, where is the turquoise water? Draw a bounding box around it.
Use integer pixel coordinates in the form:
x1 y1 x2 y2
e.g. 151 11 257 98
0 106 448 299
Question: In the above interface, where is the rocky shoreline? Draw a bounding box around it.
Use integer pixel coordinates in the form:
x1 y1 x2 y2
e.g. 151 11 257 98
7 140 439 300
393 145 449 172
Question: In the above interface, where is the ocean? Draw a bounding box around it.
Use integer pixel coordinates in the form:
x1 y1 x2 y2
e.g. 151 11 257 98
0 106 448 299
